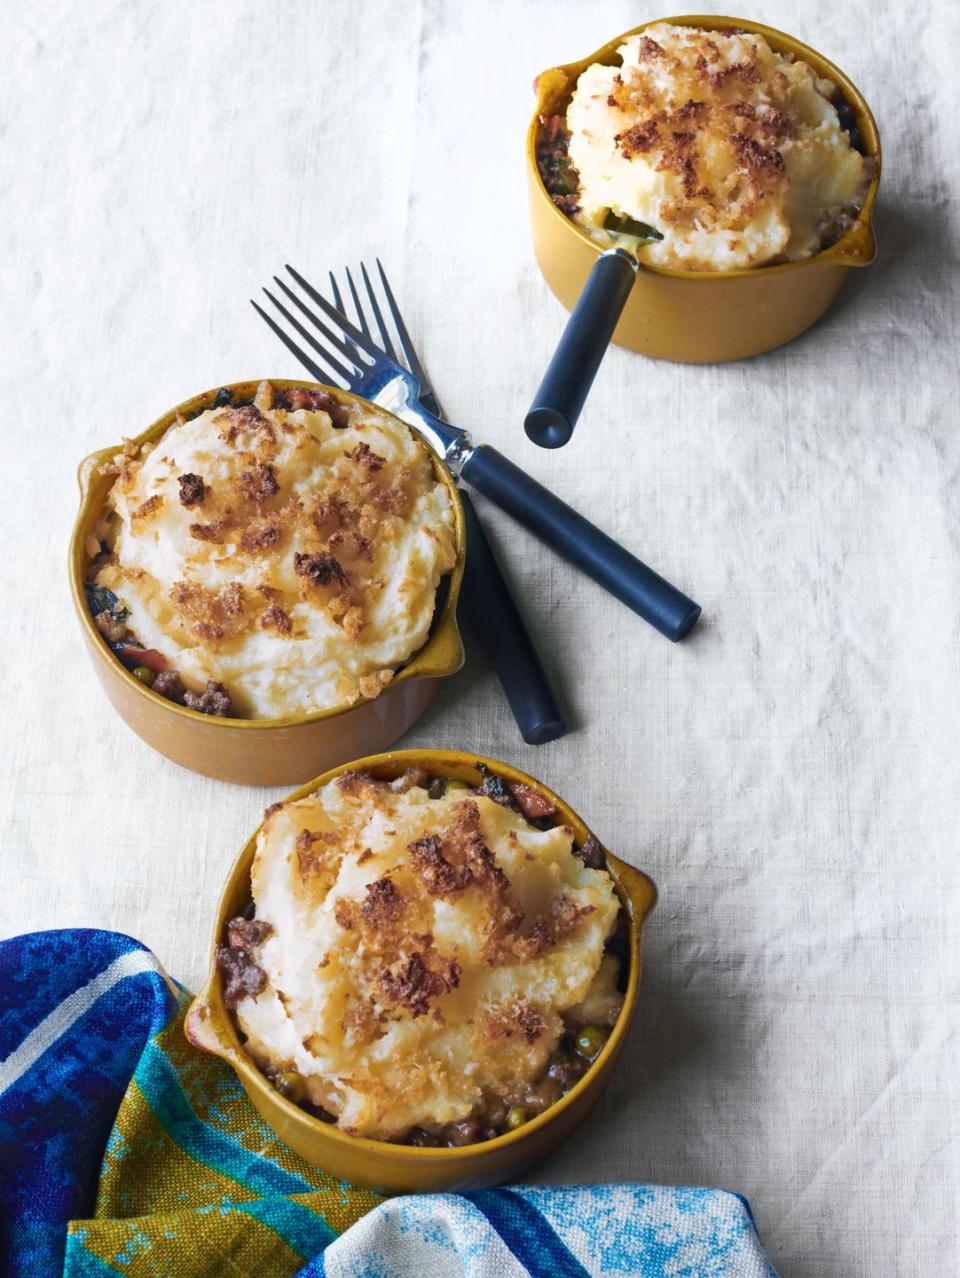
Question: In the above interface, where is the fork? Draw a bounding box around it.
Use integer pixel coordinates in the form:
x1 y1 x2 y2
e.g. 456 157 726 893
253 263 701 644
253 264 567 744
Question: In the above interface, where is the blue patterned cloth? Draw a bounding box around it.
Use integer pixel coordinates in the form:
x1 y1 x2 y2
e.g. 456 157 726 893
0 930 778 1277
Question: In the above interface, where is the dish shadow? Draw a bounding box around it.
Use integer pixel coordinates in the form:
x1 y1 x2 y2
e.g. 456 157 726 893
441 489 584 736
829 195 954 319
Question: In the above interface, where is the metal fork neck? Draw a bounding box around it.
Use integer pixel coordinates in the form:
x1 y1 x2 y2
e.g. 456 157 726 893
369 371 473 471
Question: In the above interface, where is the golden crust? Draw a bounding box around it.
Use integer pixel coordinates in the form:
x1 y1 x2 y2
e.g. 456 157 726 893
234 774 621 1138
92 388 456 717
567 23 870 269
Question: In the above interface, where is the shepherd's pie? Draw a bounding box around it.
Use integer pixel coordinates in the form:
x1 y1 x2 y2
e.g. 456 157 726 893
87 383 456 719
538 22 873 271
219 767 624 1143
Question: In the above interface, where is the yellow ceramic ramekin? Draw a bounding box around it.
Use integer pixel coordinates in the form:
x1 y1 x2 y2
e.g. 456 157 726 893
527 14 881 363
185 749 657 1193
69 382 465 786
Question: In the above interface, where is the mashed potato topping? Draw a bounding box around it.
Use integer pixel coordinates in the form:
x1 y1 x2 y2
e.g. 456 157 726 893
564 23 870 270
93 383 456 718
226 770 621 1140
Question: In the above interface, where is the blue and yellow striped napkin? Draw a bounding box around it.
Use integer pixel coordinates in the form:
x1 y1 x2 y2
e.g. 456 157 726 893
0 930 777 1277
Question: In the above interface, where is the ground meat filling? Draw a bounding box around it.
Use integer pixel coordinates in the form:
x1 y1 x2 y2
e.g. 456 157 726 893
183 680 233 717
218 916 274 1010
535 112 581 216
230 765 624 1146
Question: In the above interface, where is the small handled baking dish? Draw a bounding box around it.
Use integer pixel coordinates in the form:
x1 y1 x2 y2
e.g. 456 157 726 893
69 381 465 786
525 14 882 441
185 749 657 1193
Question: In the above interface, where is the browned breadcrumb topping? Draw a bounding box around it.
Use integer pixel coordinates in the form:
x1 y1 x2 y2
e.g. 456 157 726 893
361 876 406 927
296 828 339 877
217 405 276 447
177 473 206 507
357 670 391 699
336 769 374 796
240 518 283 553
377 950 461 1018
170 580 248 644
97 386 452 720
341 998 380 1044
189 518 230 544
409 834 473 897
260 603 292 635
602 34 802 230
294 550 349 590
511 895 594 962
731 131 785 175
672 98 708 125
637 35 664 60
237 462 280 502
345 442 386 472
615 118 660 155
446 801 512 899
132 494 164 522
333 897 358 930
305 774 603 1025
485 1000 546 1045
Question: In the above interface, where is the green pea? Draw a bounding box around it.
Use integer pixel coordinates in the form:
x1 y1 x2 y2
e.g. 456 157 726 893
574 1026 609 1062
273 1071 306 1104
132 666 155 687
505 1106 529 1131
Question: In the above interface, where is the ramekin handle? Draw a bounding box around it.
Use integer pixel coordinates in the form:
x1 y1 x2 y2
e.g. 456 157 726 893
610 857 658 927
831 218 877 268
185 989 237 1062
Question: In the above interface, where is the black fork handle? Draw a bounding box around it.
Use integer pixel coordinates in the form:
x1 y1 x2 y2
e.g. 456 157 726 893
460 445 700 642
459 491 566 744
524 249 638 449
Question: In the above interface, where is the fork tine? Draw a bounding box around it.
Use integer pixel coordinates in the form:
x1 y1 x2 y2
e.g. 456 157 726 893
328 271 346 314
262 286 354 382
375 259 431 391
273 276 367 371
344 268 371 337
285 265 382 359
250 299 344 386
328 269 365 363
360 261 397 360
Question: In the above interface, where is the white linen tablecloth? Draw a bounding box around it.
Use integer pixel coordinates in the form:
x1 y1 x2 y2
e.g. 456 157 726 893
2 2 958 1274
